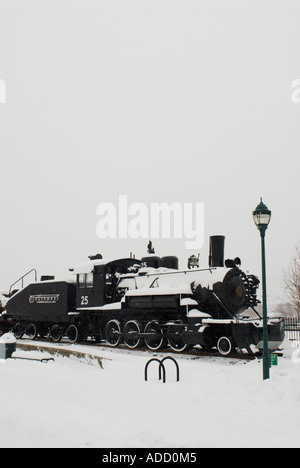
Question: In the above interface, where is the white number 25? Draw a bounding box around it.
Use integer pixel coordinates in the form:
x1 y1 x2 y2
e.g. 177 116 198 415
81 295 88 305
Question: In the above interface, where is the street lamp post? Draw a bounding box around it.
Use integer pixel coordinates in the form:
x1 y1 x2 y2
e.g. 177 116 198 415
253 198 272 381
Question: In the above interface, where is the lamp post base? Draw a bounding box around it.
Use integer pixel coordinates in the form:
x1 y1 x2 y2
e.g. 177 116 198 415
263 350 270 380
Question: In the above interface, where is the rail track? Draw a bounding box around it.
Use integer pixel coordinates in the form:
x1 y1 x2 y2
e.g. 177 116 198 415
14 335 269 362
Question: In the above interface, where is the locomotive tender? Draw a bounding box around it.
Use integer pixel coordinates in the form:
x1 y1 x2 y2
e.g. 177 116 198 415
3 236 284 355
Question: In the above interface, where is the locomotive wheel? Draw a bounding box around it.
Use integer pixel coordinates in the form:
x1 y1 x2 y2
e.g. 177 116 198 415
66 324 79 343
167 325 188 352
25 323 38 340
217 336 235 356
49 324 63 342
144 321 165 351
123 320 142 349
105 319 121 347
12 323 24 339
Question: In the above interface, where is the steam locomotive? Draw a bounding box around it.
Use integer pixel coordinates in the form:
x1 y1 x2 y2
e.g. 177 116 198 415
2 236 284 355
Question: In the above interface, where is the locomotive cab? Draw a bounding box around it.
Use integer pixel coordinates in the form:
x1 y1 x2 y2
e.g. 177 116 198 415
76 269 105 308
73 257 141 309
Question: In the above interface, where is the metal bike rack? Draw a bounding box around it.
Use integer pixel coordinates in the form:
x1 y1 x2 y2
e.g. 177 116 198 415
144 356 180 383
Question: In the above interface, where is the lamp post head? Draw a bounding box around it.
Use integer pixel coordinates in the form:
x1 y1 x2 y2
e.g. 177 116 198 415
253 198 271 233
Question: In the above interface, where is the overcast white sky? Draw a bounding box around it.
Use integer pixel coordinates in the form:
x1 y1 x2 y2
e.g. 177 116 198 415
0 0 299 306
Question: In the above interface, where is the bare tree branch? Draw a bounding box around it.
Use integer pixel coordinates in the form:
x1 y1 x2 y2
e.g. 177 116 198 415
282 246 300 319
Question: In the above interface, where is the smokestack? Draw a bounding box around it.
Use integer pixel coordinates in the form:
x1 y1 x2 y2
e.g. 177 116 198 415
209 235 225 267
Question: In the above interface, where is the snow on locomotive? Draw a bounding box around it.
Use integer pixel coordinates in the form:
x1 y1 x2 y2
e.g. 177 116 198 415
3 236 284 355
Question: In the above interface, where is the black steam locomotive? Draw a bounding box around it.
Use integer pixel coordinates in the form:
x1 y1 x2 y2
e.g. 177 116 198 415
2 236 284 355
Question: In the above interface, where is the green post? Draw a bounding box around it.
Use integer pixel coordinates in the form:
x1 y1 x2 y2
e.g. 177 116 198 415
260 229 270 380
253 198 272 381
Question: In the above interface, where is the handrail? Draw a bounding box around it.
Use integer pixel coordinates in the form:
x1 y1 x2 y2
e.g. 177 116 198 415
9 269 37 296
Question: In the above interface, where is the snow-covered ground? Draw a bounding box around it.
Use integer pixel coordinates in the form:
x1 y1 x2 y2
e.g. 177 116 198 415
0 338 300 448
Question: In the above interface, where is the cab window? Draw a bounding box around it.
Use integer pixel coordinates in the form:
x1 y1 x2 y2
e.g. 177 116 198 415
86 272 93 288
78 273 93 288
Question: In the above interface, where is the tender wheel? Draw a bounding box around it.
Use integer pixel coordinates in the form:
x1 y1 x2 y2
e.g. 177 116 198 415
66 324 79 343
105 319 121 347
25 323 38 340
217 336 235 356
123 320 142 349
144 321 165 351
12 323 24 339
167 325 188 352
49 324 63 342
